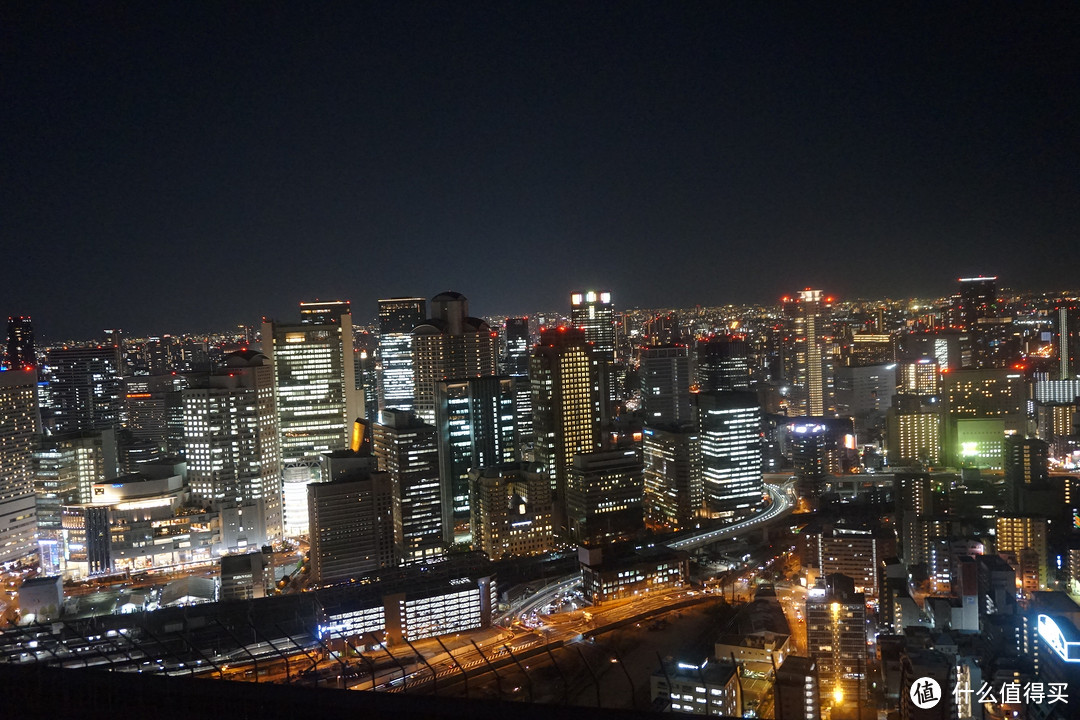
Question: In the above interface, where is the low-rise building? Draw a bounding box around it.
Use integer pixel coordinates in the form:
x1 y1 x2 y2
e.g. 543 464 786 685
578 544 689 604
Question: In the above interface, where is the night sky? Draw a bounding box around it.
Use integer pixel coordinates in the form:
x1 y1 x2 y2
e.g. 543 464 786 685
4 3 1079 340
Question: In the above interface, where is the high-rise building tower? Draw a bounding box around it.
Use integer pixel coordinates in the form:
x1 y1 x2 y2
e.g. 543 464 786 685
261 302 361 537
378 297 426 412
300 300 351 325
41 346 123 433
4 316 35 370
950 276 998 330
182 350 282 545
435 376 517 544
308 456 400 585
806 574 867 706
124 374 188 455
33 430 115 543
571 290 618 405
502 317 533 443
1004 435 1049 513
502 317 531 377
693 390 763 520
411 292 498 425
0 369 40 565
373 409 443 563
570 291 616 363
1059 303 1079 379
783 290 831 417
566 447 644 545
695 335 751 392
897 358 940 397
639 344 693 425
531 327 605 527
642 425 702 531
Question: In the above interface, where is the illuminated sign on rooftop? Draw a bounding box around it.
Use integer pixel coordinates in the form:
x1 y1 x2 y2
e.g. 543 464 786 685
1038 614 1080 663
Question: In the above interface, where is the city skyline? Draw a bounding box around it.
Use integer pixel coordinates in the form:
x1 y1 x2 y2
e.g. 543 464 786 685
3 4 1079 340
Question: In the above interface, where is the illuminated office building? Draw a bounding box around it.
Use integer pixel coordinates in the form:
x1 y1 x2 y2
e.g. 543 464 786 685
435 376 517 543
639 344 692 425
469 462 553 560
949 276 998 330
571 290 618 404
833 363 895 434
1034 378 1080 405
41 346 123 433
502 317 530 376
32 430 115 545
530 327 605 527
887 407 943 466
355 349 379 423
570 290 616 363
4 316 35 370
377 297 426 412
262 302 361 537
502 317 533 442
308 456 400 585
783 290 831 417
844 332 893 367
695 334 750 392
1059 303 1079 379
373 409 443 563
411 292 498 425
1004 435 1048 512
0 369 40 565
124 374 187 454
897 358 940 396
566 447 644 545
642 424 702 530
182 350 281 546
943 368 1025 419
299 300 351 325
693 390 763 520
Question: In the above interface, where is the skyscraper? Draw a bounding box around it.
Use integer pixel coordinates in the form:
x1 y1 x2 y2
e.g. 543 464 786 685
502 317 530 376
571 290 617 405
410 292 499 425
299 299 351 325
565 447 644 545
435 376 517 543
183 350 282 545
642 424 702 530
41 346 123 433
308 454 400 585
1059 302 1079 379
783 290 831 417
693 390 763 520
262 302 361 537
373 408 443 563
0 369 40 565
531 326 605 527
639 344 692 425
950 276 998 330
378 297 427 412
33 430 115 543
570 291 616 363
1004 435 1049 513
4 316 35 370
695 335 751 392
